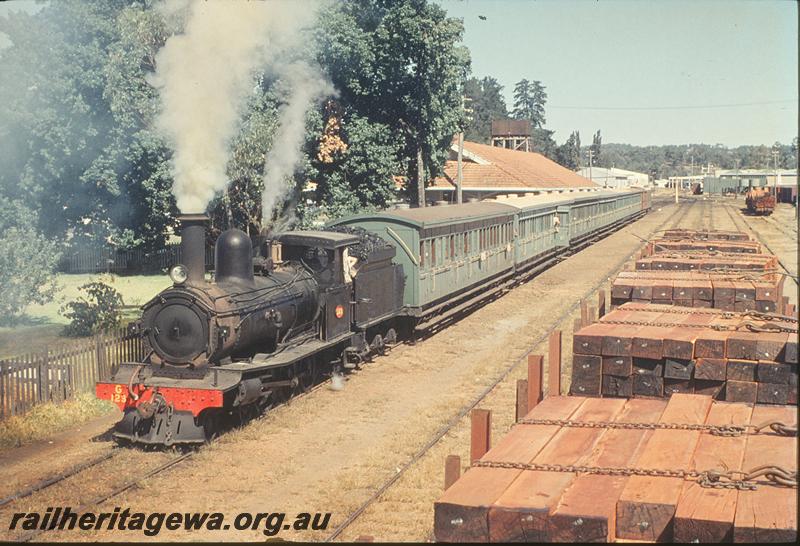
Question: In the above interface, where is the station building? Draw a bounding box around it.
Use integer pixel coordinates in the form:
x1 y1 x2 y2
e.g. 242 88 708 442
576 166 650 189
429 140 600 202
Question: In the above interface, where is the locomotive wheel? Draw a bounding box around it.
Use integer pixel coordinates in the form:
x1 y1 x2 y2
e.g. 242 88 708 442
294 360 314 394
201 411 223 443
370 334 385 357
384 328 398 348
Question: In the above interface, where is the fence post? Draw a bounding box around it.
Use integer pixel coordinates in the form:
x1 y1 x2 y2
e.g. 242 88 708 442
470 409 491 464
527 354 544 410
515 379 529 422
0 361 5 420
444 455 461 490
548 330 562 397
95 334 107 383
598 289 607 318
38 347 49 403
580 299 589 327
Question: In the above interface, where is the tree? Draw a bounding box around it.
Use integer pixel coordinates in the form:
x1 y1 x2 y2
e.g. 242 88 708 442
512 78 547 128
314 0 470 212
0 1 131 245
0 198 60 324
556 131 581 170
530 129 558 161
590 130 602 167
463 76 508 143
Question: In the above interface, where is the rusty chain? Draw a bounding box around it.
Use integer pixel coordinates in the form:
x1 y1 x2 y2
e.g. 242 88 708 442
599 318 797 333
618 305 798 324
515 417 797 437
472 460 797 491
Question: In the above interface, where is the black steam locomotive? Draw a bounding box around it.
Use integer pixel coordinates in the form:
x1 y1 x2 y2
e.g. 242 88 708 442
96 214 405 446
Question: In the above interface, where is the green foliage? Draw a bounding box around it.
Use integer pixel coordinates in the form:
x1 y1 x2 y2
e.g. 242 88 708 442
315 0 470 208
557 131 582 170
463 76 508 143
61 281 124 337
512 79 547 129
590 130 602 166
309 112 402 223
531 128 558 161
594 141 798 179
0 199 60 324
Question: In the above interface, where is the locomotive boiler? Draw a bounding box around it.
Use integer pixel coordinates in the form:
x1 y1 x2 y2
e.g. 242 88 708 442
141 215 319 368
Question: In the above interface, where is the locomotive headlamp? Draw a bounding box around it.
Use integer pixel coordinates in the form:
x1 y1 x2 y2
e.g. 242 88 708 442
335 305 345 319
169 264 189 285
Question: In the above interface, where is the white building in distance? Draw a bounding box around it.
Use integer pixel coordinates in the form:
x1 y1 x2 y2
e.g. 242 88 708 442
576 166 650 188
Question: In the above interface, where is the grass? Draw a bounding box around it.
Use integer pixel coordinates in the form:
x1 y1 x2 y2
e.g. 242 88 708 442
0 392 116 449
0 272 170 359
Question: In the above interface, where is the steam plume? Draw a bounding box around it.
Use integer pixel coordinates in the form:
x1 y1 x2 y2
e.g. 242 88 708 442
261 62 334 222
150 0 329 215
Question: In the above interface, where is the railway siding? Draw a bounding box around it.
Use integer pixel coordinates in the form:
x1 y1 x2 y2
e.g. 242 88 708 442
433 198 797 543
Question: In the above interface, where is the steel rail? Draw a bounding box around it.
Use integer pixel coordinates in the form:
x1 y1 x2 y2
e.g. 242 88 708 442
720 198 798 287
323 196 692 542
0 451 117 508
12 374 336 543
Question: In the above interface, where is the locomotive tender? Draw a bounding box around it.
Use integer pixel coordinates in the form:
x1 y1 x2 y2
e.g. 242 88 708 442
96 188 650 446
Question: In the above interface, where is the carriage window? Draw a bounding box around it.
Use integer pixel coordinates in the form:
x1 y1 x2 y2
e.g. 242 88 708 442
463 232 469 254
431 239 437 265
420 241 425 267
449 235 455 259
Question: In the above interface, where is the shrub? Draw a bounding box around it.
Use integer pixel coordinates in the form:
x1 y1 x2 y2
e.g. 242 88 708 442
61 281 125 337
0 200 60 324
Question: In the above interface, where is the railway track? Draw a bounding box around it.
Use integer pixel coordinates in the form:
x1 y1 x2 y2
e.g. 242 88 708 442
719 198 798 288
759 208 798 241
1 374 337 543
324 197 697 542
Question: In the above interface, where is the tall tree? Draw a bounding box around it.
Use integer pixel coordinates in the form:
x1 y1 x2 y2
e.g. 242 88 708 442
314 0 470 212
463 76 508 143
590 130 602 167
512 78 547 128
531 128 558 161
556 130 581 170
0 1 130 244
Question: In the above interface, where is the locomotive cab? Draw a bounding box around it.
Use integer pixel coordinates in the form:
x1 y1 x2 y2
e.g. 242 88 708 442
274 231 360 341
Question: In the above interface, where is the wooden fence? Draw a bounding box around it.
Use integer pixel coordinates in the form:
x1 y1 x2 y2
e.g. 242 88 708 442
0 328 146 420
58 243 215 274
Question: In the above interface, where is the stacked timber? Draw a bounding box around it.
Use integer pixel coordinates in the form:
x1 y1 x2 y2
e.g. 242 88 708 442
648 239 761 254
434 394 797 542
611 271 785 313
661 228 751 241
635 252 777 272
569 303 798 404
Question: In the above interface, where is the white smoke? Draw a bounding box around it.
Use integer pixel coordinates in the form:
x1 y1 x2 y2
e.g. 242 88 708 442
261 62 334 222
149 0 330 214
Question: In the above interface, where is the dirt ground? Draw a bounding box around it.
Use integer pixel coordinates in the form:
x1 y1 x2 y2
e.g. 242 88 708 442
0 195 794 543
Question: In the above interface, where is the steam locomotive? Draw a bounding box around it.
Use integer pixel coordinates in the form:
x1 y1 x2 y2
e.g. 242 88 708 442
96 189 650 446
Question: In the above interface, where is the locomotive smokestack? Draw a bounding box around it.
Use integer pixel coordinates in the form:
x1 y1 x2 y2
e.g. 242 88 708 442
179 213 209 285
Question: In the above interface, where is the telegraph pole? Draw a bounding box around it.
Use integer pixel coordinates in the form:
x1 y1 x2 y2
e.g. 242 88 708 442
771 149 779 196
457 96 473 204
587 149 594 185
675 176 679 204
417 145 425 207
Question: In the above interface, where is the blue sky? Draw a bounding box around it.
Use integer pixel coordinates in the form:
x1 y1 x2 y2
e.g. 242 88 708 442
436 0 798 146
2 0 796 146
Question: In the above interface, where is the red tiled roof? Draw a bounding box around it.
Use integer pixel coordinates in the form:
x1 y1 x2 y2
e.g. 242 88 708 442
433 141 597 189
